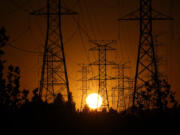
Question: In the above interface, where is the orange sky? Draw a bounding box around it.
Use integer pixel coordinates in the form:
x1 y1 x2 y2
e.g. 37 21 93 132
0 0 180 109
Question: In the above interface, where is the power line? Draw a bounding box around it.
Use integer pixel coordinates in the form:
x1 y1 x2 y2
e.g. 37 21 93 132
71 14 97 63
72 16 92 41
72 16 97 92
7 42 41 54
6 24 41 54
64 24 79 45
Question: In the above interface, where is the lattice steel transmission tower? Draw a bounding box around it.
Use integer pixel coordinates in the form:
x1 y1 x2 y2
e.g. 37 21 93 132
112 63 132 112
89 40 116 110
111 86 118 110
111 64 123 111
78 64 88 111
31 0 77 102
119 0 173 109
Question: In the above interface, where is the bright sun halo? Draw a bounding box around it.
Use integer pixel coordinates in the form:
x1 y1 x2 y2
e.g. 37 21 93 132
86 93 102 109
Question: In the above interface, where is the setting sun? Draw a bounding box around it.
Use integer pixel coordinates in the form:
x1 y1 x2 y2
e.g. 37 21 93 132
86 93 102 109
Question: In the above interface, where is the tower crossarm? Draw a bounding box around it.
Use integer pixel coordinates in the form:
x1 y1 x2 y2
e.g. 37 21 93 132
31 0 77 102
30 3 77 16
118 0 173 110
118 8 173 21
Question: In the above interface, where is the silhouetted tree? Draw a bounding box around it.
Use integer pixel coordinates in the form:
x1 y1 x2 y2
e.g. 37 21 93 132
53 93 65 106
31 88 43 104
0 27 30 110
109 107 117 113
82 104 90 113
137 79 178 111
0 27 8 106
157 80 178 110
65 92 76 112
6 65 22 109
21 89 29 105
102 108 107 113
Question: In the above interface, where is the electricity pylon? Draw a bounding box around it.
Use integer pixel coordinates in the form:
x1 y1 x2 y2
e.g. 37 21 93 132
31 0 77 102
111 64 123 111
89 40 116 110
78 64 88 111
112 63 132 112
118 0 173 110
111 87 117 110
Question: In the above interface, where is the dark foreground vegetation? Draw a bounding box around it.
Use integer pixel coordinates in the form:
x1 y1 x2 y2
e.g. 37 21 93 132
0 27 180 135
1 103 180 135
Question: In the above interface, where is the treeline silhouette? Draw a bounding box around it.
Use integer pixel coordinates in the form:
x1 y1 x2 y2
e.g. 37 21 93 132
0 27 179 135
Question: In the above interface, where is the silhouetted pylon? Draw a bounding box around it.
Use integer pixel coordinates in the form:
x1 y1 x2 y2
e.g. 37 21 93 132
78 64 88 111
89 40 116 110
31 0 77 102
112 63 132 112
119 0 173 110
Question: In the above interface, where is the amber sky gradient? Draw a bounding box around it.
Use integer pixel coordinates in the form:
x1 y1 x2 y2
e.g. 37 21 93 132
0 0 180 108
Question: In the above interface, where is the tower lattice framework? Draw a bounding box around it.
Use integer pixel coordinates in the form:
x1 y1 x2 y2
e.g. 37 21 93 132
31 0 77 102
112 63 132 112
119 0 172 109
89 40 116 110
79 64 88 111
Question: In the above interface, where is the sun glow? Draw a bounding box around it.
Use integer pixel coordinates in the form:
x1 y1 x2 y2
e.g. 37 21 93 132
86 93 102 109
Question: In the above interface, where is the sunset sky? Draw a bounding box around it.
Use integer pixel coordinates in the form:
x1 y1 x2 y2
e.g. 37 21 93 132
0 0 180 108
